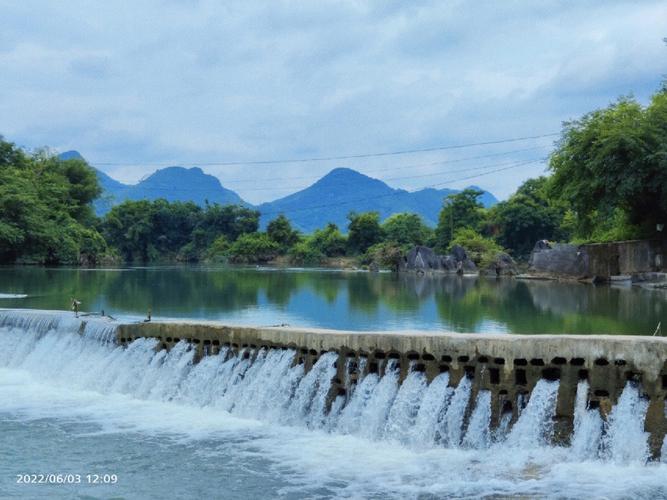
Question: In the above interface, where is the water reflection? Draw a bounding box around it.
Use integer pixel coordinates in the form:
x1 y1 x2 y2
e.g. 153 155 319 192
0 266 663 334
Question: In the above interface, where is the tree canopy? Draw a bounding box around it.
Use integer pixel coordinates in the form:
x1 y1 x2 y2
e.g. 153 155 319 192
434 188 485 252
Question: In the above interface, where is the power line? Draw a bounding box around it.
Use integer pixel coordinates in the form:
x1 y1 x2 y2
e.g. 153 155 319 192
90 132 558 167
116 155 547 195
258 158 546 218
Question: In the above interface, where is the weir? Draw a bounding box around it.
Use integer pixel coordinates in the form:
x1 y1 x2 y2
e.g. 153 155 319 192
1 308 666 461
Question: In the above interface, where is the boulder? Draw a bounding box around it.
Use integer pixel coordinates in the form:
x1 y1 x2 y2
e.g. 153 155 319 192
483 252 518 276
400 245 477 274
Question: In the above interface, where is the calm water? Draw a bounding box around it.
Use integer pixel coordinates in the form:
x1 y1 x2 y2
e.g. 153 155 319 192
0 265 665 334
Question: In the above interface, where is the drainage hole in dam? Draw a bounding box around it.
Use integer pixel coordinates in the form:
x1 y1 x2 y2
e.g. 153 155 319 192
231 343 238 349
161 343 167 350
441 355 452 363
309 349 318 356
614 359 627 366
626 371 642 383
594 390 610 397
203 340 211 345
242 344 249 348
414 363 426 372
422 353 435 361
515 369 527 386
374 351 386 360
478 356 489 363
173 338 180 343
300 348 308 355
514 358 527 366
662 374 667 390
212 340 219 346
530 358 545 366
594 358 610 366
439 364 449 373
388 352 401 360
407 352 419 361
542 367 561 380
493 357 505 365
570 357 585 366
368 362 378 374
457 355 470 363
551 357 567 365
464 366 475 378
489 367 500 384
166 337 172 342
578 369 589 380
345 352 356 358
589 400 600 410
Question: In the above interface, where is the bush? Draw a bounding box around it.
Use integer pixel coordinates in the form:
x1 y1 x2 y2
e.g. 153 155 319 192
449 228 504 268
309 223 347 257
287 240 325 266
361 242 405 271
227 232 279 263
203 235 230 262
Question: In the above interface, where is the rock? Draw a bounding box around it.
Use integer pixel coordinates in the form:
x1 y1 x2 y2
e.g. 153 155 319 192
484 252 518 276
400 245 476 274
368 262 379 273
528 242 588 278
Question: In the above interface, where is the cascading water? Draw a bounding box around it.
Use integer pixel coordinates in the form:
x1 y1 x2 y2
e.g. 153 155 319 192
0 307 664 499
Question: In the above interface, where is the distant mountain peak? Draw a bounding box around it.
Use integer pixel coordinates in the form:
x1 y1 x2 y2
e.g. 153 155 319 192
58 150 85 161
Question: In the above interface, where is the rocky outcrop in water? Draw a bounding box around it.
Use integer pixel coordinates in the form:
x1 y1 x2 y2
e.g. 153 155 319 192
482 252 519 276
399 245 476 274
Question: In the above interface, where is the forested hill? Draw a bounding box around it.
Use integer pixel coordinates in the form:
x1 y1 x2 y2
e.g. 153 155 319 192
257 168 497 232
58 151 246 214
71 152 498 232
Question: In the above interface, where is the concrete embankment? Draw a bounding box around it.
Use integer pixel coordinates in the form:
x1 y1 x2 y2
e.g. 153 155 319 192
118 321 667 457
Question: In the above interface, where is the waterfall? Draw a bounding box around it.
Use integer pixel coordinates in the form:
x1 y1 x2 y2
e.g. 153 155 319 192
0 309 659 464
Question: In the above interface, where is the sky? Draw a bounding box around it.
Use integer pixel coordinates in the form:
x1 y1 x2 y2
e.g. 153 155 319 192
1 0 666 204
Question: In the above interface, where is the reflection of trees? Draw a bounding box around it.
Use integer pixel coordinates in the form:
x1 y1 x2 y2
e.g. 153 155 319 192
0 266 663 335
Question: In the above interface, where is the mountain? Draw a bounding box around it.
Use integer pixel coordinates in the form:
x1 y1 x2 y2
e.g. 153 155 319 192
58 152 246 214
258 167 497 232
57 152 498 229
124 167 244 207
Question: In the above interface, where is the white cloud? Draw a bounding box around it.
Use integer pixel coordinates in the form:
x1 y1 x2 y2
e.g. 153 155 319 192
0 0 665 203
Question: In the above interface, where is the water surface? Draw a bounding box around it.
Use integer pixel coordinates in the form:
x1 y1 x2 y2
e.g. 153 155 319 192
0 265 665 334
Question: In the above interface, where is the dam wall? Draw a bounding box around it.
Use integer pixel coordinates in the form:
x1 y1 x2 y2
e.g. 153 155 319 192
118 321 667 458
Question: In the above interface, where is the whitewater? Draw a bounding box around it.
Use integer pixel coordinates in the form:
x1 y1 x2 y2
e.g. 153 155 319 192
0 310 665 499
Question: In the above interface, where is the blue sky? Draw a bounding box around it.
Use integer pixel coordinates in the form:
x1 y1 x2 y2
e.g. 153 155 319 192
1 0 666 203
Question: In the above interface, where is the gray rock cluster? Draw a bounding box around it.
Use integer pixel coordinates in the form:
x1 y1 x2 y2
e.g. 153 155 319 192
399 245 477 274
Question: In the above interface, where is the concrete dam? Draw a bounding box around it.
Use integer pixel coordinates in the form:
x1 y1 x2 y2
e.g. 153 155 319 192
2 308 667 461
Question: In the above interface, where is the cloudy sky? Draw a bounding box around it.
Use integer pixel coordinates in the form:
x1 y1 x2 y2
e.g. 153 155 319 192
1 0 666 203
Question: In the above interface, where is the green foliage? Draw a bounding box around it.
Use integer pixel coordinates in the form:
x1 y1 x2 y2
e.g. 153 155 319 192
487 177 567 257
227 232 279 263
361 242 405 271
449 228 503 268
309 223 347 257
204 235 230 262
347 211 383 254
550 91 667 239
0 137 108 264
435 188 485 252
267 214 300 253
102 199 258 262
287 240 326 266
381 213 432 246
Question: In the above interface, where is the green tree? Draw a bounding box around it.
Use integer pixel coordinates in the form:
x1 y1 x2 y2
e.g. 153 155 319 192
382 212 432 247
549 91 667 239
347 211 383 254
487 177 566 256
266 214 300 252
435 188 485 252
309 223 347 257
449 228 503 268
227 232 279 263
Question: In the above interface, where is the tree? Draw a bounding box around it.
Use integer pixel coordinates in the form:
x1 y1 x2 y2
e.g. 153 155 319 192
549 91 667 240
435 188 485 252
309 223 347 257
487 177 566 256
382 212 432 247
267 214 300 252
0 137 108 264
227 233 279 263
449 228 503 268
347 211 383 254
